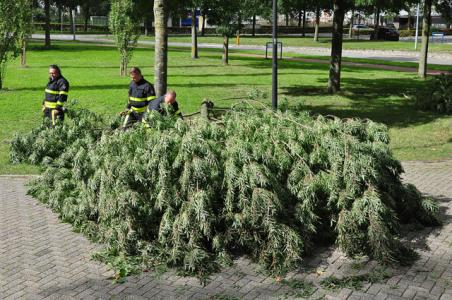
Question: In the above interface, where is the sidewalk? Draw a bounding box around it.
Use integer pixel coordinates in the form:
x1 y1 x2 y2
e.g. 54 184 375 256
1 160 451 299
31 34 452 66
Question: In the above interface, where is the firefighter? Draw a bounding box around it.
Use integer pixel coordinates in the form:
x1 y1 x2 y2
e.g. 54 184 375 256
122 67 156 128
147 90 183 119
42 65 69 126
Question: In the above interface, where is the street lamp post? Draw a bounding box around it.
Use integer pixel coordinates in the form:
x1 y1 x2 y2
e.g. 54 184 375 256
272 0 278 110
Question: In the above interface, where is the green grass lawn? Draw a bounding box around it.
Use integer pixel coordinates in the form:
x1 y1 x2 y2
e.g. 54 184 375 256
1 41 451 174
162 35 452 53
286 54 452 72
93 34 452 53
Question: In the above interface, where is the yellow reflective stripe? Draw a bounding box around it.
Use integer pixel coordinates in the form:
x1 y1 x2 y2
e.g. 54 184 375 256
56 101 64 106
45 89 59 95
59 91 68 95
146 96 156 101
131 106 147 113
44 101 58 108
129 97 147 102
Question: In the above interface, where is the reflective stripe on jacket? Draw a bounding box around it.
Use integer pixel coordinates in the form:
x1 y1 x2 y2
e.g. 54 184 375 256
127 78 156 110
44 76 69 108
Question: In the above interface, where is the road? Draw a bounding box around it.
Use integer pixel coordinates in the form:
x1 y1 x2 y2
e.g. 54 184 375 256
32 34 452 66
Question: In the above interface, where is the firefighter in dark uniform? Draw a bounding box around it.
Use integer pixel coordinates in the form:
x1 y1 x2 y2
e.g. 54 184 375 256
122 67 156 128
147 90 183 119
42 65 69 126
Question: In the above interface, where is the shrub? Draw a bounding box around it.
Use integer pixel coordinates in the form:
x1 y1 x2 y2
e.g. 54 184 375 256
399 29 415 37
415 74 452 114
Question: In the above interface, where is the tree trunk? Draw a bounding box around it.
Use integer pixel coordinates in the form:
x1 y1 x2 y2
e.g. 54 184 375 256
328 0 345 94
314 5 320 41
285 13 289 26
418 0 432 78
20 39 27 67
375 5 381 31
222 35 229 65
349 9 354 38
407 10 412 29
201 12 206 36
302 10 306 37
298 10 302 27
84 9 89 32
236 15 241 45
60 6 64 32
120 56 127 76
252 14 256 36
144 18 148 36
44 0 51 48
154 0 168 96
191 8 198 59
70 9 76 41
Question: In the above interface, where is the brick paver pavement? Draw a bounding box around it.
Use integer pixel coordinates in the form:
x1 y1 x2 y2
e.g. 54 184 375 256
0 161 451 299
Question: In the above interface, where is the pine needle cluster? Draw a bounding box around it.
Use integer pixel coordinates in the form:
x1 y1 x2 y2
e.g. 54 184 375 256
11 104 441 280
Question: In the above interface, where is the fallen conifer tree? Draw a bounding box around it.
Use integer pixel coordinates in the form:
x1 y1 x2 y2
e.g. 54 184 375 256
11 103 441 281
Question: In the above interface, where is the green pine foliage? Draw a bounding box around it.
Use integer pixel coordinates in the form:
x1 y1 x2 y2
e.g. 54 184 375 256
10 104 441 280
415 74 452 114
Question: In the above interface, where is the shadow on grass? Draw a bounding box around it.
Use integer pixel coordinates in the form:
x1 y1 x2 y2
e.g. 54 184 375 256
281 76 441 128
12 84 125 92
28 42 118 52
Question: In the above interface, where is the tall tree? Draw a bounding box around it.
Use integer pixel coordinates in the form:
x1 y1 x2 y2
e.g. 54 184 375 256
135 0 154 35
418 0 433 78
183 0 204 59
314 5 321 41
18 0 33 67
81 0 91 32
191 7 199 59
327 0 411 92
0 0 21 89
314 0 331 41
348 7 356 38
79 0 112 32
154 0 169 96
249 0 272 36
207 0 241 65
44 0 51 48
436 0 452 29
55 0 78 39
109 0 140 76
328 0 346 93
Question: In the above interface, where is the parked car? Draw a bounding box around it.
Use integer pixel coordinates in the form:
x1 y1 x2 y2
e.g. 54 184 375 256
352 24 373 31
351 24 374 37
370 27 400 41
387 23 397 30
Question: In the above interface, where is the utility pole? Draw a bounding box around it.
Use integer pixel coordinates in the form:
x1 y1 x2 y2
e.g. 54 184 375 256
272 0 278 110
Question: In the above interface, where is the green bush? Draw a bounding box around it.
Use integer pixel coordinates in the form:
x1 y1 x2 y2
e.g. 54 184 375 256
399 29 415 37
415 74 452 114
11 105 441 280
